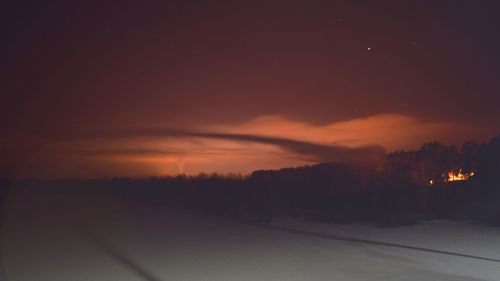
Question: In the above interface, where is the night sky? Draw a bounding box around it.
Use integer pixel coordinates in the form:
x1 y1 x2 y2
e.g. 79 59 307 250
1 1 499 178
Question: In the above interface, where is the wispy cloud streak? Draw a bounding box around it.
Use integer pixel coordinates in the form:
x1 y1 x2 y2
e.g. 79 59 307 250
68 128 386 165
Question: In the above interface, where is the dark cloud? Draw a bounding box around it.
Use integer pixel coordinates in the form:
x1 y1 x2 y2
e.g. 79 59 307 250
73 147 244 157
69 128 386 165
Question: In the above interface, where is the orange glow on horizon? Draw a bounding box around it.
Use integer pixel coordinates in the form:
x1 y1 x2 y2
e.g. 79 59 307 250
73 114 475 177
5 114 480 178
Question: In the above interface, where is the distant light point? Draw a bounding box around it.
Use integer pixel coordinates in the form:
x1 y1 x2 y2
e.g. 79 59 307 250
367 47 372 51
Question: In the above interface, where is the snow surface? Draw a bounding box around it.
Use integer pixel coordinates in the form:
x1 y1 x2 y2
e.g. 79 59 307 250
2 187 500 281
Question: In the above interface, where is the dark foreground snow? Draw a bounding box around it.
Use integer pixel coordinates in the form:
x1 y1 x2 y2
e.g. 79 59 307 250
2 187 500 281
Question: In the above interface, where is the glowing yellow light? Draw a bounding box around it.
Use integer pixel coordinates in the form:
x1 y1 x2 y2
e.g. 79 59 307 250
446 169 475 182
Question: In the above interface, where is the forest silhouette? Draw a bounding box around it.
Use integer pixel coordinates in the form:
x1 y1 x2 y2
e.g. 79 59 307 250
1 134 500 227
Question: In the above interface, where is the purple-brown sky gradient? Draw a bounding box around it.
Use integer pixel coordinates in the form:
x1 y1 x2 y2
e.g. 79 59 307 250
1 1 499 178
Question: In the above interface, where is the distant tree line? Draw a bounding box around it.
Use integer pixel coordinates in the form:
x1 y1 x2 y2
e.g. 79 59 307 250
83 134 500 226
1 135 500 227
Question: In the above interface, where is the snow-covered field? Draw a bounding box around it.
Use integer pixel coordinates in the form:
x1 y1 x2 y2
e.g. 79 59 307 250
2 187 500 281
